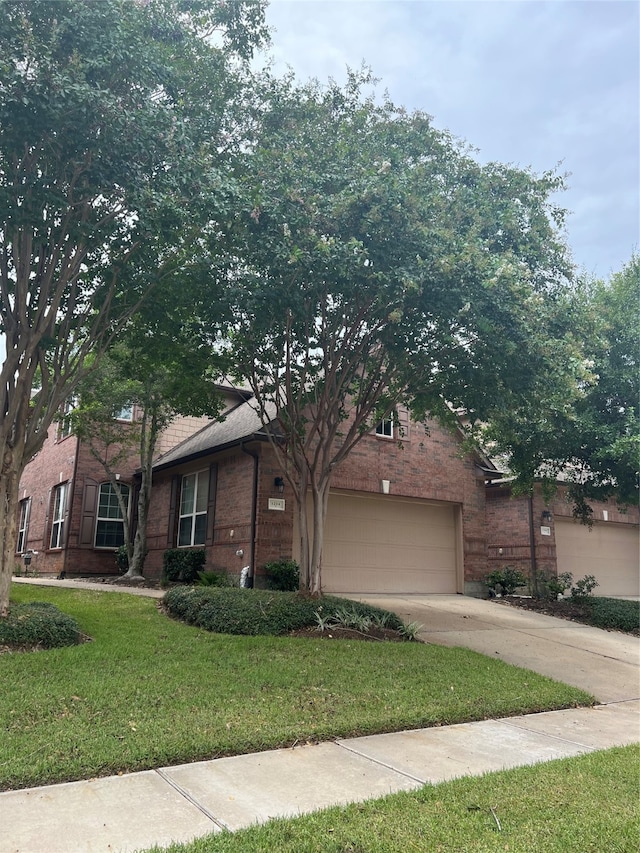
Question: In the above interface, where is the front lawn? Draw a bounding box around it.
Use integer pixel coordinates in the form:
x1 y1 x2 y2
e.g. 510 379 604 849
0 585 592 791
147 745 639 853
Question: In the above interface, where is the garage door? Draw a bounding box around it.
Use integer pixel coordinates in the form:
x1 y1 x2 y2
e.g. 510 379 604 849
555 519 640 597
318 492 458 594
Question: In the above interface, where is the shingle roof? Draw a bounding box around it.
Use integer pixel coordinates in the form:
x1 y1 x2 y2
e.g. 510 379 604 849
153 401 274 471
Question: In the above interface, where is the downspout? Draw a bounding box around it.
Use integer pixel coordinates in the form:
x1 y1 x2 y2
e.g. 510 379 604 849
241 442 259 587
61 434 81 578
528 495 538 598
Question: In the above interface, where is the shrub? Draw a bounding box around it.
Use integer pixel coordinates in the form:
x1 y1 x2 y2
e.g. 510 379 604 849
485 567 528 596
0 602 82 649
114 545 129 574
571 575 599 598
536 571 573 600
263 559 300 591
162 549 206 584
587 598 639 633
163 587 404 636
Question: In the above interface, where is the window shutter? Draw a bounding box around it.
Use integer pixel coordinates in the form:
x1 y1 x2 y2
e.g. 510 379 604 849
167 476 179 547
78 479 98 548
397 406 410 441
62 480 72 547
43 488 52 548
205 464 218 546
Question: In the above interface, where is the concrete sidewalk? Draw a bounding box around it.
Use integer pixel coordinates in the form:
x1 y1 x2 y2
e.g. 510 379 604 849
2 584 638 853
2 701 638 853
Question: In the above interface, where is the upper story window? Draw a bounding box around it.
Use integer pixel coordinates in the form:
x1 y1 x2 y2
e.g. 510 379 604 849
58 398 77 440
114 404 133 421
375 416 394 439
95 482 130 548
17 498 31 553
178 470 208 547
50 483 68 549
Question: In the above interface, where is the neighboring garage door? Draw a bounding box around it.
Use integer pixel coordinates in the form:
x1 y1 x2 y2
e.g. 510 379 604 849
555 519 640 597
319 492 458 594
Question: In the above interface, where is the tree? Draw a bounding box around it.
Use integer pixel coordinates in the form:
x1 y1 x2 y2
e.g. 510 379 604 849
73 286 227 578
494 256 640 520
227 74 582 594
0 0 267 615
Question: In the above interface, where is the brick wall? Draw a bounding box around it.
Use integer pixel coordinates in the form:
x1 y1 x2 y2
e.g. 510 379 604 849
145 416 488 586
18 420 143 577
16 424 78 576
485 483 640 586
331 416 488 585
62 435 142 576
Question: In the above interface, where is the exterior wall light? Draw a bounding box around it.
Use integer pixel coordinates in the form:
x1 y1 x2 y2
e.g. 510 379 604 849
541 510 553 523
274 477 285 494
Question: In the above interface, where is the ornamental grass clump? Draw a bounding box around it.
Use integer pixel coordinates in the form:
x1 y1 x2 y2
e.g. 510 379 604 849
0 602 82 649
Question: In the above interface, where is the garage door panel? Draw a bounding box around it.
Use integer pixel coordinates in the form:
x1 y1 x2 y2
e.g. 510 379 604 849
328 567 455 595
319 492 458 594
555 520 639 597
326 519 453 550
324 541 456 572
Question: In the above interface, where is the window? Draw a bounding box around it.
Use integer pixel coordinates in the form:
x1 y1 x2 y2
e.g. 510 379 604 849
50 483 68 549
178 470 208 547
376 416 394 438
114 404 133 421
17 498 31 553
58 398 77 440
95 483 130 548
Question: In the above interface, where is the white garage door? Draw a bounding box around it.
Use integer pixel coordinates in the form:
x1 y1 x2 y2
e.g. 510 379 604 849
319 492 459 594
555 519 640 597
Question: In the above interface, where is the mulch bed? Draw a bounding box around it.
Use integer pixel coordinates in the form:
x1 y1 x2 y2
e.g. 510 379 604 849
288 625 408 642
495 595 597 622
495 595 639 636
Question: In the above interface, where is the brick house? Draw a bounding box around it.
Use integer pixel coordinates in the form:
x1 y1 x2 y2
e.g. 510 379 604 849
485 482 640 597
15 389 639 596
14 399 218 578
137 398 498 595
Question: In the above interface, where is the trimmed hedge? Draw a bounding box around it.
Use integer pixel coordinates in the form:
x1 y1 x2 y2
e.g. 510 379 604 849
162 587 404 636
586 597 639 634
0 602 82 649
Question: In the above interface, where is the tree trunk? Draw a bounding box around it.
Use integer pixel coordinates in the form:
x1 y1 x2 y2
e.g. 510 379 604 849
0 454 21 616
124 403 160 578
127 472 150 578
296 491 310 591
308 479 331 596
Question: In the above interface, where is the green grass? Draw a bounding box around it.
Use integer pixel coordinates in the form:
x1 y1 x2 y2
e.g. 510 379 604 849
145 745 640 853
0 585 592 791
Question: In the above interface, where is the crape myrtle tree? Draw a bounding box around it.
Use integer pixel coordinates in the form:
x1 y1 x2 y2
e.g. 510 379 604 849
0 0 268 615
488 255 639 520
227 73 583 594
72 274 228 579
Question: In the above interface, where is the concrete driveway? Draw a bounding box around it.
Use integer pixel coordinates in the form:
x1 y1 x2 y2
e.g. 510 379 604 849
349 594 640 704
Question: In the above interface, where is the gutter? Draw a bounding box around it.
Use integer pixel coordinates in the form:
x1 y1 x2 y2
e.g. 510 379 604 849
62 434 81 577
528 495 539 597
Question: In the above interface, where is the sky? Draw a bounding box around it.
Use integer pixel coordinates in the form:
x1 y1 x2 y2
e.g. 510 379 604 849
258 0 639 279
